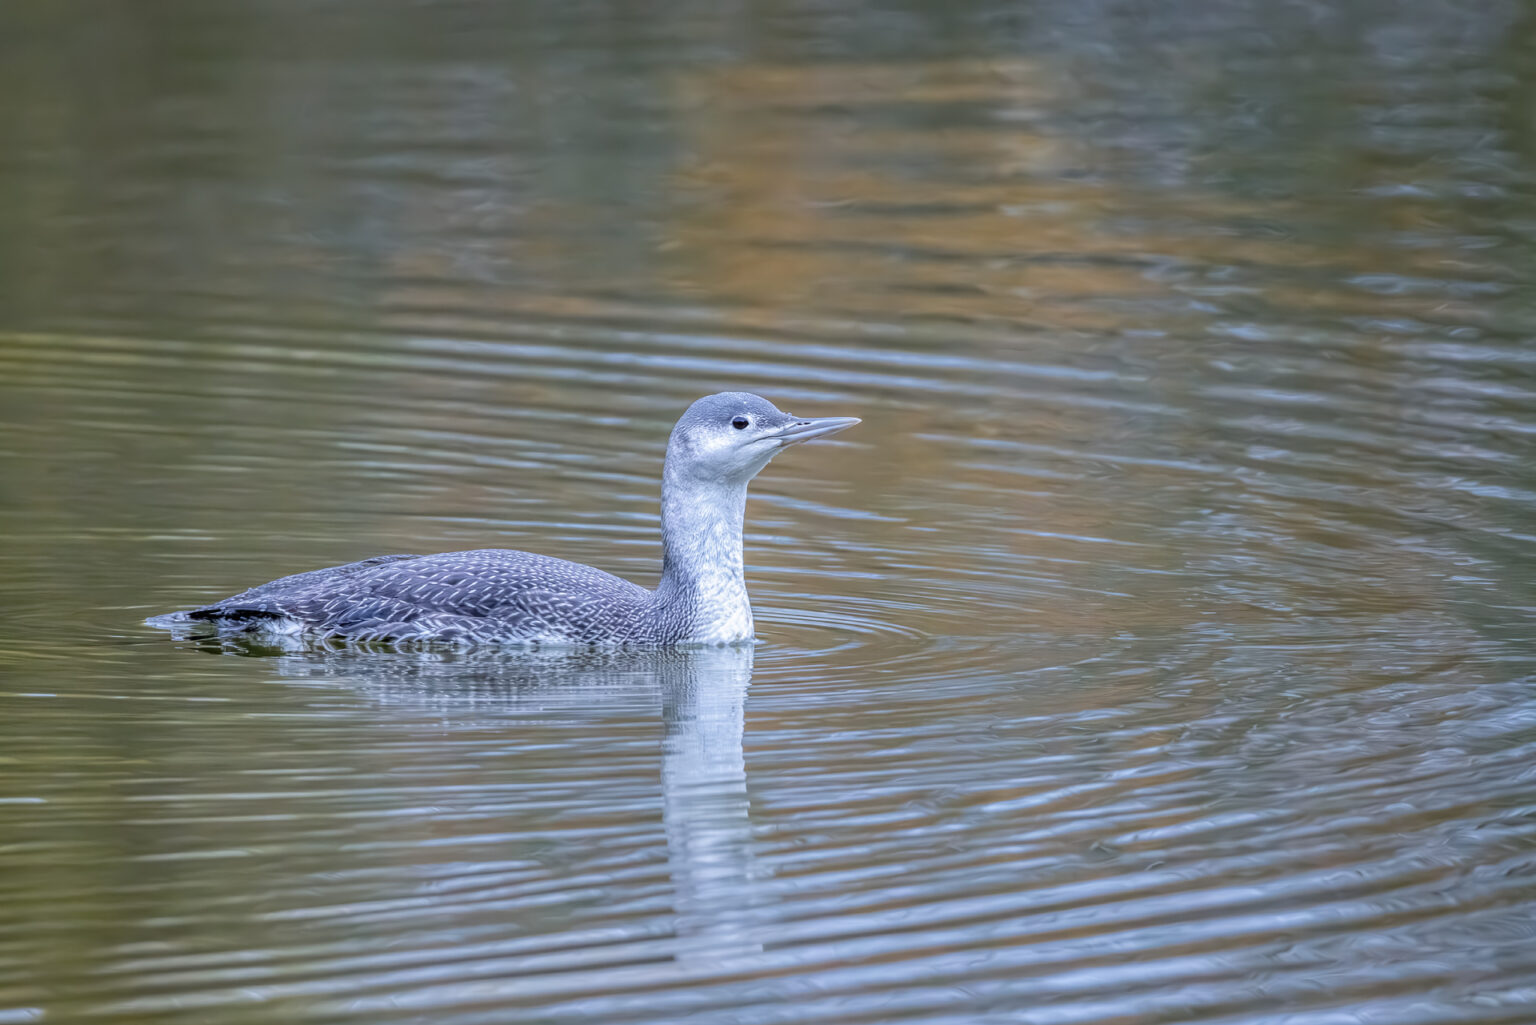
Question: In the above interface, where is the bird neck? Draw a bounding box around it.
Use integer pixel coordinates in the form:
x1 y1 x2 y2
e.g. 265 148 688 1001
654 468 753 643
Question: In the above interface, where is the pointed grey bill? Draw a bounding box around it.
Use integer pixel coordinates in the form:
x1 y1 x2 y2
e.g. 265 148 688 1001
769 416 862 445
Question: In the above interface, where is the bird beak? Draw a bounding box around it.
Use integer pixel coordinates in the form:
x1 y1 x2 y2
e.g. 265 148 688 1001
769 416 862 446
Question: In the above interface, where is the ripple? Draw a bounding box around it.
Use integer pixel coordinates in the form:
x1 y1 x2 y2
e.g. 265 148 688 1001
6 10 1536 1024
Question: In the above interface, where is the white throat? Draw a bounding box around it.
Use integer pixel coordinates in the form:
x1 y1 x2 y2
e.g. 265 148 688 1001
655 472 755 644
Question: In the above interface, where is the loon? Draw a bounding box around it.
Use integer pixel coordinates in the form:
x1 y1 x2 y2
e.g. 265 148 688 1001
147 392 860 647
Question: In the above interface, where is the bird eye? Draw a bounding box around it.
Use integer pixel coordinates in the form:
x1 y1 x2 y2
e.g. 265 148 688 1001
731 416 750 429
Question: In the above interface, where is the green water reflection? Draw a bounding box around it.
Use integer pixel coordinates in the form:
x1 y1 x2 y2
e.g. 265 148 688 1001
2 2 1535 1023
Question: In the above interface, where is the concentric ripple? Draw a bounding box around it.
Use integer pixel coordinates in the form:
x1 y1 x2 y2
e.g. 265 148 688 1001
4 4 1536 1024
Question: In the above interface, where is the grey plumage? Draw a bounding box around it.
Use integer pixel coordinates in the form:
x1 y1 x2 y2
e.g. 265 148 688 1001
180 550 659 644
148 392 860 647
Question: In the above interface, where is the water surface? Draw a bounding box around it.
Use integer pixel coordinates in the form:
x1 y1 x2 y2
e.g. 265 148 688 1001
2 2 1535 1023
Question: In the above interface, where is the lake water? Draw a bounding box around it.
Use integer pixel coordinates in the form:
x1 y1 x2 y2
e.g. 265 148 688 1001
2 2 1535 1023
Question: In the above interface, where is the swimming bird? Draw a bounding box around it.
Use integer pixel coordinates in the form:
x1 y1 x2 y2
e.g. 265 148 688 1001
147 392 860 647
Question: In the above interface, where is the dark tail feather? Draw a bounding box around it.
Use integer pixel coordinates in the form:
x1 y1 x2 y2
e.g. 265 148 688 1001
186 605 288 622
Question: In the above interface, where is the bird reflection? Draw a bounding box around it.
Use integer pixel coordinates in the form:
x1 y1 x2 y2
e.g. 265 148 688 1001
659 649 760 958
211 639 763 961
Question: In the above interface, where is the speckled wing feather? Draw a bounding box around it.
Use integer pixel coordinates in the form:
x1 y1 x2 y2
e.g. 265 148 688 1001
187 549 655 644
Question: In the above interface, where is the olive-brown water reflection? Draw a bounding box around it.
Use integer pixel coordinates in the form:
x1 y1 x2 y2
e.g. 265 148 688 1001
3 1 1536 1023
